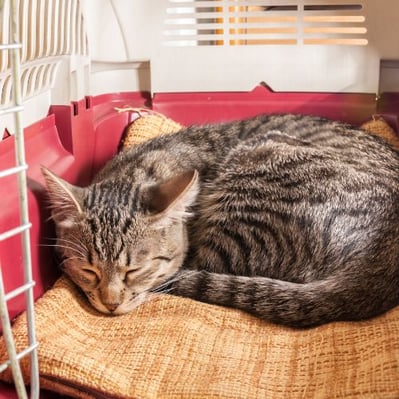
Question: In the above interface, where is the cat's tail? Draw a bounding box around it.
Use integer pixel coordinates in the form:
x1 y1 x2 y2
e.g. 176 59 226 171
169 270 397 328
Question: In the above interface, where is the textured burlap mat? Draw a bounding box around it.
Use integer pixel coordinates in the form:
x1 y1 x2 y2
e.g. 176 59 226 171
120 109 183 148
0 112 398 398
1 275 399 398
361 116 399 149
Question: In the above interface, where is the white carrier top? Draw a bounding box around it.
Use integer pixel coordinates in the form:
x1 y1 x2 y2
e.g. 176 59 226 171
1 0 399 132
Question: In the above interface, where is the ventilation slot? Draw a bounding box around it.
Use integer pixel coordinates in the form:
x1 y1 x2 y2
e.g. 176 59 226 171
164 1 224 46
163 1 367 47
303 3 367 45
304 4 363 10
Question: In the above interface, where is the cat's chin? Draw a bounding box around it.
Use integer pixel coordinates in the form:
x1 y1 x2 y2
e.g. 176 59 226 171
115 293 151 315
90 291 152 316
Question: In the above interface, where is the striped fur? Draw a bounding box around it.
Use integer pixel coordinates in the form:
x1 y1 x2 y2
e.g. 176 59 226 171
43 114 399 327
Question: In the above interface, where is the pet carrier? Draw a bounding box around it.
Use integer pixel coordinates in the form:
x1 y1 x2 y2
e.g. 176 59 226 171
0 0 399 398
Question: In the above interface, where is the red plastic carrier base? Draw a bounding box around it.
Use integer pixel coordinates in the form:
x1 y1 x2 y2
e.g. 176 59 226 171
0 86 398 398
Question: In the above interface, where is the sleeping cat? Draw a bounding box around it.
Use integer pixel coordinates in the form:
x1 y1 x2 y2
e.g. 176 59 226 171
42 113 399 328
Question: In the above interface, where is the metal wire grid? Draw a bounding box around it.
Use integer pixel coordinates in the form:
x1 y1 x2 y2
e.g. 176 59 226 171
0 0 40 398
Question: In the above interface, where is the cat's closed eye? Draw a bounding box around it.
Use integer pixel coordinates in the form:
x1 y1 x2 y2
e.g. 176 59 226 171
80 268 99 285
152 256 172 262
124 269 141 284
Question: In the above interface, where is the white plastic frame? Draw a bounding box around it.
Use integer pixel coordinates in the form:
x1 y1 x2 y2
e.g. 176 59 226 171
150 0 399 93
0 0 39 398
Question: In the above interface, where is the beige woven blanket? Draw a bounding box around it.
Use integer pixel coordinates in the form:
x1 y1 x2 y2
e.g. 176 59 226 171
1 275 399 398
0 112 398 398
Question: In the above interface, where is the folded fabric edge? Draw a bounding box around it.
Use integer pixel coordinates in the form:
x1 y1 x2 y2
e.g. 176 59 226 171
41 375 111 399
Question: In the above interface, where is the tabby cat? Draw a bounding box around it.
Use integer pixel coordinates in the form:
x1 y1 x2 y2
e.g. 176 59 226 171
42 114 399 328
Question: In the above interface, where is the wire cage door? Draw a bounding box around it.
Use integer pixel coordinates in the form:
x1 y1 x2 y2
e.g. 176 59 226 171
0 0 39 398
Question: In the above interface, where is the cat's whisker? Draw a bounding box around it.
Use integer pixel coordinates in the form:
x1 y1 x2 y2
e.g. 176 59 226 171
47 243 87 259
40 243 82 254
40 245 86 261
58 256 84 268
53 237 88 250
41 237 88 254
63 248 87 258
150 288 174 297
42 236 58 241
151 271 194 294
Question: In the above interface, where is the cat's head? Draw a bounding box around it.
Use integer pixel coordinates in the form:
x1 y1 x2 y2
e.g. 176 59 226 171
41 167 199 315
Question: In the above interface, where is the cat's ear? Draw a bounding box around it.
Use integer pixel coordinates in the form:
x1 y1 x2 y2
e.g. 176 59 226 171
147 170 199 225
41 166 84 227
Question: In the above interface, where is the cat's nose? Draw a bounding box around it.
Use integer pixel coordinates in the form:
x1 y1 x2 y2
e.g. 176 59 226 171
104 303 120 313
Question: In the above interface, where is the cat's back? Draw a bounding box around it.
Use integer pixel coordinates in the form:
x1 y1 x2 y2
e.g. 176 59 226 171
95 113 399 184
187 114 399 281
